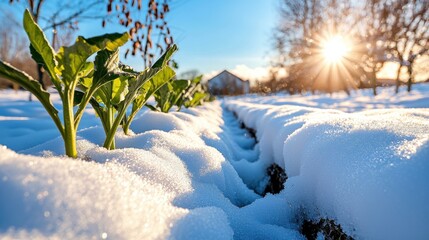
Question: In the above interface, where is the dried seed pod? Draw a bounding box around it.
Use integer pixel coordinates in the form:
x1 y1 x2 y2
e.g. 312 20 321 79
129 27 136 38
103 0 174 68
125 49 130 58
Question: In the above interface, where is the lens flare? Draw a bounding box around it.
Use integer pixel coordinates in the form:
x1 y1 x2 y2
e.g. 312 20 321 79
322 36 349 63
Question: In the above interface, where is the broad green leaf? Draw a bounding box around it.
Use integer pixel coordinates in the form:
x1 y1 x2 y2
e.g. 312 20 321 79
152 44 178 68
23 10 60 86
172 79 191 91
147 66 176 93
191 75 203 85
91 76 129 109
90 49 129 109
102 68 159 149
92 88 109 107
186 75 203 95
59 37 99 85
187 92 207 107
93 49 121 87
155 82 173 112
132 66 175 113
142 66 175 100
0 60 58 117
58 33 128 85
84 33 129 52
171 79 191 108
29 45 44 65
120 64 139 75
128 68 161 106
79 77 93 91
122 45 177 135
109 76 129 105
94 50 117 81
78 62 94 79
134 44 178 107
55 47 65 76
151 79 192 112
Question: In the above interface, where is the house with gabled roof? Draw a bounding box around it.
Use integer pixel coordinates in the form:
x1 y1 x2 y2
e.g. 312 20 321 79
207 70 250 96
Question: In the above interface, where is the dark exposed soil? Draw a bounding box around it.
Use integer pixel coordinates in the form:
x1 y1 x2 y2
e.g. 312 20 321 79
239 121 257 141
231 109 353 240
300 218 354 240
233 110 287 196
263 163 288 196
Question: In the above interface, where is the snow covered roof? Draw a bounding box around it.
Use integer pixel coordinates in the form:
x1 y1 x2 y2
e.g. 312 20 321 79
207 70 248 83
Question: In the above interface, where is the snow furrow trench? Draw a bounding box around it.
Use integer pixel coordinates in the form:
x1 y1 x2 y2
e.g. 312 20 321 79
225 98 429 240
219 103 287 196
0 99 303 240
2 87 428 240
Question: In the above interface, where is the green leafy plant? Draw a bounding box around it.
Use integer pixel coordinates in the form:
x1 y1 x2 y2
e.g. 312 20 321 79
78 45 178 148
181 75 210 108
121 46 177 135
146 79 191 113
0 10 210 156
0 10 128 158
146 74 214 113
74 49 131 150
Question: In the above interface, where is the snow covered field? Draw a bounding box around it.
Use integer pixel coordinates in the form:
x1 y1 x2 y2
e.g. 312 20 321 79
0 84 428 239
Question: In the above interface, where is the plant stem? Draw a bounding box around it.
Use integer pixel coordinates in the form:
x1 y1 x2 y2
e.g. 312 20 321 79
108 107 116 149
103 105 116 150
74 87 97 129
63 89 77 158
123 111 137 135
103 106 127 150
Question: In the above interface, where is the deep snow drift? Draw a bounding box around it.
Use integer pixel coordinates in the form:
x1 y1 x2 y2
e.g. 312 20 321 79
0 91 299 239
225 84 429 239
0 84 428 239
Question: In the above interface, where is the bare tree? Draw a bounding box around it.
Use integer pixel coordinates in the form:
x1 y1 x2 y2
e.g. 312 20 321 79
413 56 429 82
273 0 429 95
106 0 174 68
387 0 429 93
352 0 392 95
179 69 201 80
0 13 37 89
274 0 360 95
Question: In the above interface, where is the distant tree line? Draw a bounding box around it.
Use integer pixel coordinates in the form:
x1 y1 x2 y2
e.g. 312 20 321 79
270 0 429 95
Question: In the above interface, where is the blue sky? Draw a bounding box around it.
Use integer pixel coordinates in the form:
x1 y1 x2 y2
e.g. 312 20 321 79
79 0 280 78
1 0 279 79
166 0 278 75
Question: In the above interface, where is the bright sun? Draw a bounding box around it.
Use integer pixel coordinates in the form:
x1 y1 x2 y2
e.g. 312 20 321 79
322 36 349 63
